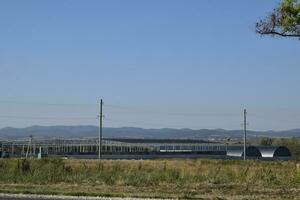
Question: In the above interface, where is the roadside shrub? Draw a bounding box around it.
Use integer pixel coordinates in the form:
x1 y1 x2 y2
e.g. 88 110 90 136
21 159 30 173
294 164 300 184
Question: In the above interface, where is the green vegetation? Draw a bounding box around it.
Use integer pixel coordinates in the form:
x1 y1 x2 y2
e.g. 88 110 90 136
0 158 300 199
256 0 300 39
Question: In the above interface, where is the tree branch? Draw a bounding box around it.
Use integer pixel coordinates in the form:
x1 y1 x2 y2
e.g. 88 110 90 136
257 30 300 38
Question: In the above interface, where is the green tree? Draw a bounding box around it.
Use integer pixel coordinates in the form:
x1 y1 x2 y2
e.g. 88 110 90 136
256 0 300 39
260 138 273 146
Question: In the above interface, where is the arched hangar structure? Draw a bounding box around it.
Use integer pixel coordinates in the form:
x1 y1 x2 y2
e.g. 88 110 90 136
227 146 291 159
257 146 291 158
227 146 262 158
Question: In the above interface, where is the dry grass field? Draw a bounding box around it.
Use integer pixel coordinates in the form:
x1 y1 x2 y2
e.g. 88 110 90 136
0 158 300 199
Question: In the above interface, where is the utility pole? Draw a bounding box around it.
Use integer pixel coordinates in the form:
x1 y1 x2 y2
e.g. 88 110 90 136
26 135 33 159
98 99 103 160
243 109 247 161
11 143 14 156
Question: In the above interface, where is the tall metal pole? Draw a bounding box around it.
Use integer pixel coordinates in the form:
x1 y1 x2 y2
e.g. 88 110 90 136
26 135 32 159
243 109 247 161
98 99 103 160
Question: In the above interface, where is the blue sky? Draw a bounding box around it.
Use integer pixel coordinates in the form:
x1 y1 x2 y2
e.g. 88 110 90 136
0 0 299 130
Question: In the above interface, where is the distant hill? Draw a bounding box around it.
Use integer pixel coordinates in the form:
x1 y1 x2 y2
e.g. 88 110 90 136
0 125 299 140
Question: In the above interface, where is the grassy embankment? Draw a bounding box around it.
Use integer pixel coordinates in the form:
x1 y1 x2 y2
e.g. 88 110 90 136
0 158 300 199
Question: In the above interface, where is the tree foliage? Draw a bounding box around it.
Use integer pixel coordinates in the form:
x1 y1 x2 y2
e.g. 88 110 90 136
260 137 273 146
256 0 300 39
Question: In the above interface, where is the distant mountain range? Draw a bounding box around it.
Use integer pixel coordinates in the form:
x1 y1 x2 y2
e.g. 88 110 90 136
0 125 300 140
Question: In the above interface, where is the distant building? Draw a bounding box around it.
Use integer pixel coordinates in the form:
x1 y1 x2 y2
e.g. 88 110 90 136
227 145 291 159
227 146 261 158
257 146 291 158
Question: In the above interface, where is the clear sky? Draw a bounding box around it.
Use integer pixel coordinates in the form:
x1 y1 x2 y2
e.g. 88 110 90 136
0 0 299 130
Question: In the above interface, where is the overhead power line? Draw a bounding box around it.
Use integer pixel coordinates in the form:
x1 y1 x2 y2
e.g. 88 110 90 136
0 100 242 117
0 100 95 107
0 115 96 120
105 103 241 117
104 117 189 128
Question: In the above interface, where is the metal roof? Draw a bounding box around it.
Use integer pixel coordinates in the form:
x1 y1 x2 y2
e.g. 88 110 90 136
257 146 291 158
227 146 261 157
227 145 292 158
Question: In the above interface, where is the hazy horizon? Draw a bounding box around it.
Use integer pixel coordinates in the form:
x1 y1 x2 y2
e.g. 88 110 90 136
1 124 299 133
